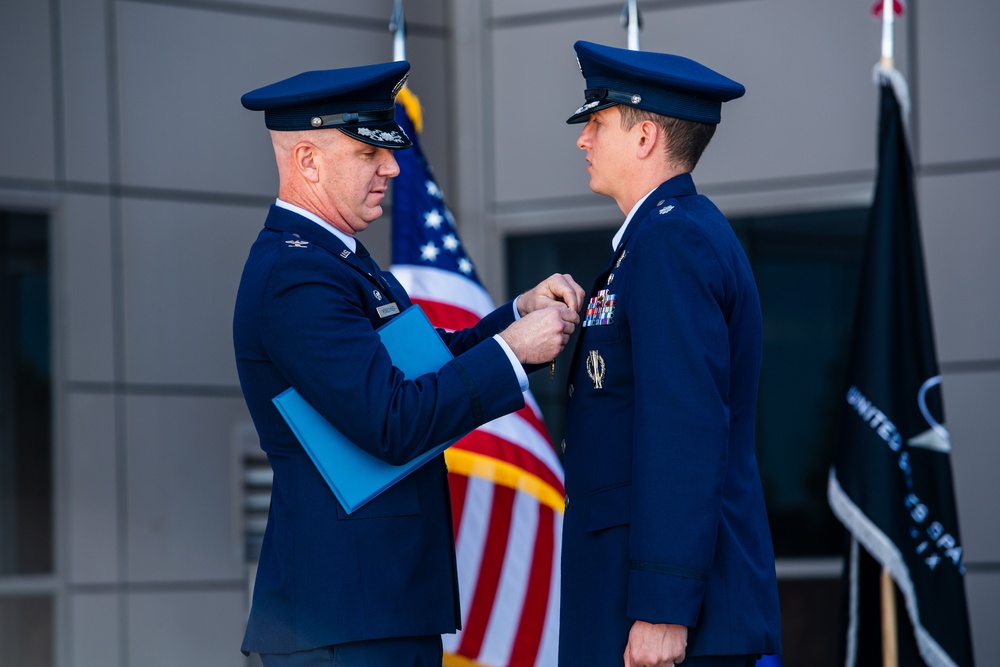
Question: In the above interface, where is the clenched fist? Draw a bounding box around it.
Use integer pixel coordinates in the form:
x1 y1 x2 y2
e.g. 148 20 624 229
499 305 578 365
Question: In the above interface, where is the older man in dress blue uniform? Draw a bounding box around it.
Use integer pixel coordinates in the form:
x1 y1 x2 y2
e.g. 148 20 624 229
558 42 782 667
234 61 584 667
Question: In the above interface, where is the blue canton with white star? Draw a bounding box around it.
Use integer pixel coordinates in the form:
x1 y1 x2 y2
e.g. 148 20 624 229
391 104 482 285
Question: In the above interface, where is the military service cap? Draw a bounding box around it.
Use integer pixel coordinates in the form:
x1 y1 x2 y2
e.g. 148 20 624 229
567 41 745 125
241 61 412 149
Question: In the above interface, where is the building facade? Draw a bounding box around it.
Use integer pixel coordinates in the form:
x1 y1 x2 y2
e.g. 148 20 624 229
1 0 997 665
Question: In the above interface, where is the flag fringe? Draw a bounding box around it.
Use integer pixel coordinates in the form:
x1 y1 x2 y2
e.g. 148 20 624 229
397 86 424 134
828 468 959 667
446 448 566 514
443 652 490 667
872 64 911 128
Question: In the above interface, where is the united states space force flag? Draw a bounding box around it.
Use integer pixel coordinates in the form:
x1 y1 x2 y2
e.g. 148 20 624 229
827 68 973 667
391 88 563 667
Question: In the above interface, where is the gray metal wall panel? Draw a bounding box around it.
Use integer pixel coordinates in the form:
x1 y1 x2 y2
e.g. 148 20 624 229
128 589 247 667
60 0 112 185
115 2 401 197
946 369 1000 666
70 593 121 667
59 194 116 384
120 198 261 386
66 393 118 584
917 1 1000 165
966 571 1000 667
489 0 912 206
920 171 1000 363
201 0 445 26
0 0 56 181
125 395 249 583
491 20 587 206
945 371 1000 563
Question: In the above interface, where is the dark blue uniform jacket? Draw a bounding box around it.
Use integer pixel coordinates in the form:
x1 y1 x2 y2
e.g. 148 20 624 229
234 205 524 654
559 174 782 664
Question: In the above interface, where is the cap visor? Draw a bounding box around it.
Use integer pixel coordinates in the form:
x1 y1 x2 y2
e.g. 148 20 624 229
566 99 618 124
338 121 412 149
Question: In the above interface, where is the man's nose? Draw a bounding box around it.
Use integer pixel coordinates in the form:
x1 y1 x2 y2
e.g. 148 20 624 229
381 151 400 177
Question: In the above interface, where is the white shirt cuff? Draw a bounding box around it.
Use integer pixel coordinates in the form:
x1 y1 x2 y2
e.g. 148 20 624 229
493 334 529 391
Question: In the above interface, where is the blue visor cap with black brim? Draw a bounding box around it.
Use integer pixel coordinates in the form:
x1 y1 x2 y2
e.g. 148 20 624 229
566 41 745 125
241 61 412 149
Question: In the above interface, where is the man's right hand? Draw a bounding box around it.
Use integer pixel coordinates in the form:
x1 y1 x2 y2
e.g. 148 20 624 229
499 305 578 365
517 273 586 317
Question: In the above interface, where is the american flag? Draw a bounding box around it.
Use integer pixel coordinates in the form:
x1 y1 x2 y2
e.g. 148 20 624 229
391 88 563 667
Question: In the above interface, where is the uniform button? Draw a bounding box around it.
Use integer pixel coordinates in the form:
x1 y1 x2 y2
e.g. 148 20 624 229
568 384 574 397
560 439 566 454
564 494 570 509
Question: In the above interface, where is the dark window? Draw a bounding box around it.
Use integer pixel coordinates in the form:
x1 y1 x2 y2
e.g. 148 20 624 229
732 208 867 558
506 227 616 449
0 211 52 575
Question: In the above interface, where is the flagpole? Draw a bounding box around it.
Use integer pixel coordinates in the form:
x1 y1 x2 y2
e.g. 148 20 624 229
880 0 894 69
880 568 899 667
390 0 406 62
877 6 899 666
621 0 641 51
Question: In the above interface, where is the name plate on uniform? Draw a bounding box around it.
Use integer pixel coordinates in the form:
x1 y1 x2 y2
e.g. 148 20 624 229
377 302 400 318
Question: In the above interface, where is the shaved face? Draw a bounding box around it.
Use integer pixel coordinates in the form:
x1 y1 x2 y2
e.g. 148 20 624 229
271 129 400 235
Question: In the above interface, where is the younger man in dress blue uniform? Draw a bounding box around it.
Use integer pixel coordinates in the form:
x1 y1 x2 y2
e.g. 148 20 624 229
234 61 584 667
558 42 782 667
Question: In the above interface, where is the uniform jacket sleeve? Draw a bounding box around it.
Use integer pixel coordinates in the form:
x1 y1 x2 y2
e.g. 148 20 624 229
624 217 732 627
255 245 524 466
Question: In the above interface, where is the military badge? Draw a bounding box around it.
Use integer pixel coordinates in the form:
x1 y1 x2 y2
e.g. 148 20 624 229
586 350 606 389
583 289 616 327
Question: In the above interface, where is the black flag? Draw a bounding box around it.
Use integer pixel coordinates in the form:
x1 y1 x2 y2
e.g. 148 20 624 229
828 73 974 667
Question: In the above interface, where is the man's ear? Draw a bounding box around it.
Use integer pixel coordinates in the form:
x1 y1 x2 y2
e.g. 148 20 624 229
635 119 659 160
292 141 320 183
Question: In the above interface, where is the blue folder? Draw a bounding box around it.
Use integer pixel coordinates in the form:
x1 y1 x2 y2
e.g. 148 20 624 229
272 305 461 514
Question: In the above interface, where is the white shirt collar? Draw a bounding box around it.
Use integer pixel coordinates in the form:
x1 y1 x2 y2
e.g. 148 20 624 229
275 198 356 252
611 187 657 251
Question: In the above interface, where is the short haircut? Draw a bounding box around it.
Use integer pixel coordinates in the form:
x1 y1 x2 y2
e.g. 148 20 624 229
618 105 717 172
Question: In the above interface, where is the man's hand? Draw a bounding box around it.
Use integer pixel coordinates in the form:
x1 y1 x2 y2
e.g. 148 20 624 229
517 273 586 317
499 306 578 365
623 621 687 667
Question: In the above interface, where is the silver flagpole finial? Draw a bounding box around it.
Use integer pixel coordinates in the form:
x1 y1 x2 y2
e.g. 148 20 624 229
620 0 642 51
390 0 406 62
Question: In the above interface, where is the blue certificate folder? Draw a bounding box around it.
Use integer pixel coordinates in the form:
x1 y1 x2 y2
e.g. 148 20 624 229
272 305 462 514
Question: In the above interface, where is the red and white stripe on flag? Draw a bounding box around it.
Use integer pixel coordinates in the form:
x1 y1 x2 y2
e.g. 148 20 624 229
391 88 563 665
391 265 563 667
871 0 905 18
